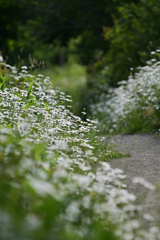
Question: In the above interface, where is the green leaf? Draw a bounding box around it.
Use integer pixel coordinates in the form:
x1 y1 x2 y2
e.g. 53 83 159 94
27 80 34 99
0 74 5 90
6 123 12 128
0 75 5 91
23 99 35 109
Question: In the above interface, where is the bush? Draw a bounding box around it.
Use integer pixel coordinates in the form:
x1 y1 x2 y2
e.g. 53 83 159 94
91 54 160 134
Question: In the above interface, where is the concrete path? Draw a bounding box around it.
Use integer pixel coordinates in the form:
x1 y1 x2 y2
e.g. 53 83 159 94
108 133 160 226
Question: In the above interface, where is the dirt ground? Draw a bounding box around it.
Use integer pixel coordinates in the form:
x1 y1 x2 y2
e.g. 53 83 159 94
108 133 160 226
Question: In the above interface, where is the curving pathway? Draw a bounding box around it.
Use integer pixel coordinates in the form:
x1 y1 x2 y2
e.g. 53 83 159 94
108 133 160 226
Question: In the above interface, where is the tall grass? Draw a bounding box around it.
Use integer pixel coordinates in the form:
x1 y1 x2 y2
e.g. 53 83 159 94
0 62 159 240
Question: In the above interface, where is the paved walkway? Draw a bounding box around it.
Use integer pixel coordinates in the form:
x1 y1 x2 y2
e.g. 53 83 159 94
109 134 160 226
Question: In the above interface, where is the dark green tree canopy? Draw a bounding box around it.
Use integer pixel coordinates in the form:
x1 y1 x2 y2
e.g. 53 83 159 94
0 0 139 65
99 0 160 86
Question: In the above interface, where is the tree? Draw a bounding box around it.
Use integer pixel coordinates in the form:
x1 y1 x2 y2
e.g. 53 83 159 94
99 0 160 86
0 0 36 64
0 0 139 65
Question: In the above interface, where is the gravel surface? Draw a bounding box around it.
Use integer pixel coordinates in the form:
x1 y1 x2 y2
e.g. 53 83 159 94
108 133 160 225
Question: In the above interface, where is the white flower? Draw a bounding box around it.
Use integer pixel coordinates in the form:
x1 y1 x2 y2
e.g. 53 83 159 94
132 177 155 190
0 55 3 62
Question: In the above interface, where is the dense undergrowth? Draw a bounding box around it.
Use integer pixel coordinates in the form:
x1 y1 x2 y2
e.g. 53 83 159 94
91 53 160 135
0 63 159 240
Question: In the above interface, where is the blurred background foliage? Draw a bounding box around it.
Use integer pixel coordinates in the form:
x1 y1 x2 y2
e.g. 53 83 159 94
1 0 160 116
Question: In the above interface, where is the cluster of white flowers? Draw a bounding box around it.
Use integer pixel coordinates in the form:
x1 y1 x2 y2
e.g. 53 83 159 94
91 58 160 133
0 64 160 239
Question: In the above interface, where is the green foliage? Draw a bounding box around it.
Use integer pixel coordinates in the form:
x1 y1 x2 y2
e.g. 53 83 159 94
97 0 160 87
0 63 158 240
37 61 87 116
2 0 152 117
83 0 160 114
0 0 139 65
0 74 5 90
27 80 35 99
0 63 122 240
91 58 160 134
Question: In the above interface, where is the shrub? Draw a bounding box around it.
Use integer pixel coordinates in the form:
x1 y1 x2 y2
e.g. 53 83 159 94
91 54 160 134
